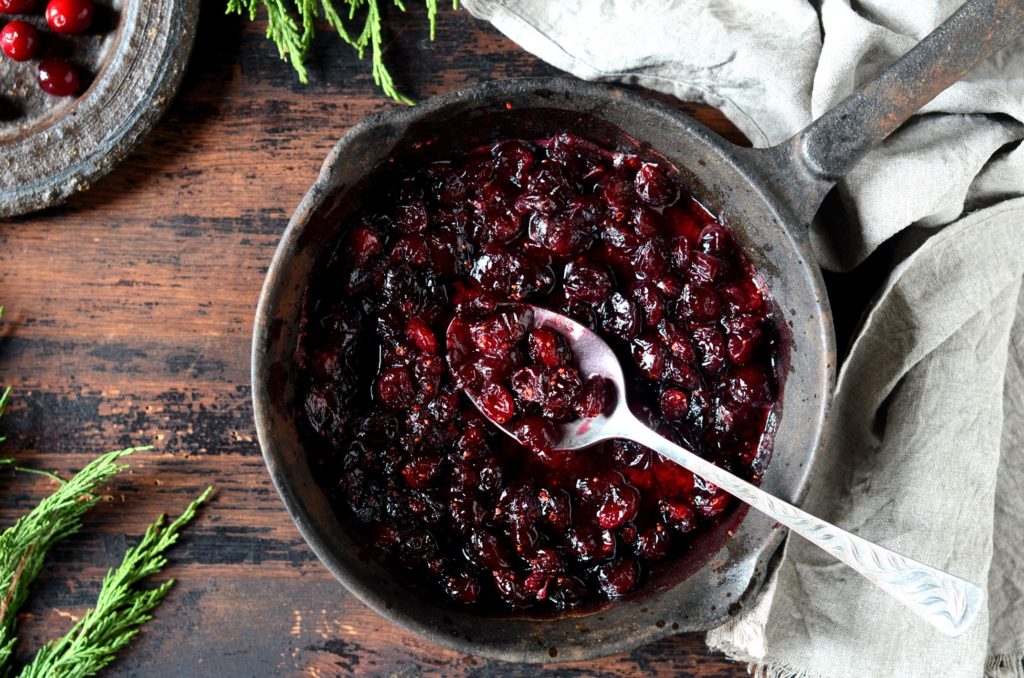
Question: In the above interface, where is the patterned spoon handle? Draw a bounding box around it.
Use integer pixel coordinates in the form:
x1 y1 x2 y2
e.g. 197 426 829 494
628 422 983 637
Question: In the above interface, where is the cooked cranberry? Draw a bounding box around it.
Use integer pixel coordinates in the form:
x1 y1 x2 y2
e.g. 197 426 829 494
548 576 587 609
692 324 727 374
443 569 481 604
465 529 510 570
726 364 771 404
492 570 534 608
348 226 382 266
402 455 440 489
478 382 515 424
376 367 415 409
630 241 667 281
595 557 640 598
1 20 36 60
566 523 616 562
45 0 92 33
631 333 666 380
528 212 585 256
660 499 697 532
492 139 535 186
635 524 671 560
634 162 678 207
0 0 33 13
679 284 721 322
404 317 438 354
689 251 725 284
724 314 764 365
671 236 692 269
611 440 650 469
526 328 568 367
600 292 640 341
539 487 572 529
629 282 664 326
574 376 609 418
563 260 612 304
719 279 764 316
596 482 640 529
541 366 583 420
297 131 783 613
659 389 690 421
656 322 697 364
691 476 731 518
513 416 557 452
510 365 545 404
37 59 78 97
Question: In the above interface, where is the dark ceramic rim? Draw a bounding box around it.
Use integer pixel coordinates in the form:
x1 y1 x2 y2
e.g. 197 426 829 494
0 0 201 218
252 77 835 663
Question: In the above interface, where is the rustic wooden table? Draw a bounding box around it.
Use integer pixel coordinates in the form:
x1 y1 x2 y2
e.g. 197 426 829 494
0 6 752 677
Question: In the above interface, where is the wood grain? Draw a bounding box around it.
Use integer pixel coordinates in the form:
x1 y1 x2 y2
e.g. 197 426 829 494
0 5 748 676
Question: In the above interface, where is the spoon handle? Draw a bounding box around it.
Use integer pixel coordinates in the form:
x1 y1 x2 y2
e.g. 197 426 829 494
627 423 982 637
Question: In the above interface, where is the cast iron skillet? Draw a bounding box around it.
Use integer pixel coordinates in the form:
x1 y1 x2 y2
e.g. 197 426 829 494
252 0 1023 663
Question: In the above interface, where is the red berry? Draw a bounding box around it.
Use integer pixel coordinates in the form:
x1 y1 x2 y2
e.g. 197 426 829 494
595 557 640 597
0 20 36 60
45 0 92 33
0 0 33 14
477 382 515 424
659 389 690 421
574 376 609 418
37 59 79 96
512 416 557 452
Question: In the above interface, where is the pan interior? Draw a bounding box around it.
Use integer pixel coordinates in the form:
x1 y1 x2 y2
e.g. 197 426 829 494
253 79 834 663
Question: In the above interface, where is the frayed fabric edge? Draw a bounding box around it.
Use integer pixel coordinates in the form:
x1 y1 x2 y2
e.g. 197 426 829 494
986 650 1024 678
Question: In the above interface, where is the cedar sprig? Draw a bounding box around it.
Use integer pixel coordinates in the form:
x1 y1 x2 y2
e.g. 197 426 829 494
226 0 459 104
0 447 145 669
18 486 213 678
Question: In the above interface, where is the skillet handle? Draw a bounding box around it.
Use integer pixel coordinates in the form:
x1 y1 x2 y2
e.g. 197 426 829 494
755 0 1024 227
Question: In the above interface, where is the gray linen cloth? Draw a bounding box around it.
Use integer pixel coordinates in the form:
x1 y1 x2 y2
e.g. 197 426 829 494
460 1 1024 676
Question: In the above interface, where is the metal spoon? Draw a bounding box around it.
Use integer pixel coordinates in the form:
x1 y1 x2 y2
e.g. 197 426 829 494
456 305 982 637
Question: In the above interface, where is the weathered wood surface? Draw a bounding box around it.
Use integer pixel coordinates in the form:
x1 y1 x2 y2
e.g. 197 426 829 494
0 5 749 676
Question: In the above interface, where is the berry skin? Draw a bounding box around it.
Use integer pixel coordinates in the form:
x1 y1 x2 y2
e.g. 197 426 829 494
0 0 34 14
45 0 92 33
37 59 79 97
0 20 37 61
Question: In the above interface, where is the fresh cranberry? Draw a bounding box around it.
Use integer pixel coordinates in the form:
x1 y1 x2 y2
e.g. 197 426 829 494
0 0 33 13
45 0 92 33
37 59 79 97
1 20 37 60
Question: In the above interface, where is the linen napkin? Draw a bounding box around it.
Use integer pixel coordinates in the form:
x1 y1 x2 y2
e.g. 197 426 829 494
459 1 1024 676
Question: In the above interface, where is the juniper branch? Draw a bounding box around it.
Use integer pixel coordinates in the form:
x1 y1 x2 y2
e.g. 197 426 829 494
0 447 148 670
227 0 459 102
19 487 214 678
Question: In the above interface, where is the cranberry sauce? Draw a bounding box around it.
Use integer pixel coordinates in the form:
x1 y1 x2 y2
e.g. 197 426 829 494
295 132 783 613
